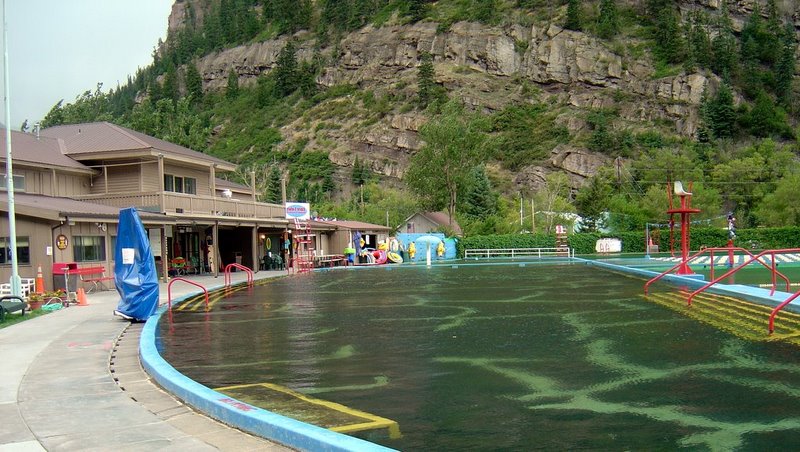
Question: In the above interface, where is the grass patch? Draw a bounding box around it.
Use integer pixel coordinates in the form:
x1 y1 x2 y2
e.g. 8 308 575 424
0 308 51 329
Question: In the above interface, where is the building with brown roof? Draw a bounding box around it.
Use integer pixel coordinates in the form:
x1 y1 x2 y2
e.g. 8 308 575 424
0 123 294 289
400 211 463 237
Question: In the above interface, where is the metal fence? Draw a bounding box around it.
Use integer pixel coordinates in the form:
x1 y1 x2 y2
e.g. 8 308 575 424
463 248 574 259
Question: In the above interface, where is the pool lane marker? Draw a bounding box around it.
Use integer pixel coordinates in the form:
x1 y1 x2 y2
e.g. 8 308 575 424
214 382 402 439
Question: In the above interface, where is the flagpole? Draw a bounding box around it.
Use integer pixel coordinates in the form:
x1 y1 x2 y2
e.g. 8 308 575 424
3 0 22 297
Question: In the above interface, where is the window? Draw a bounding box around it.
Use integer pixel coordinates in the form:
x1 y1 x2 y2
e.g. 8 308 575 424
73 236 106 262
0 236 30 265
0 175 26 192
184 177 196 194
164 174 197 194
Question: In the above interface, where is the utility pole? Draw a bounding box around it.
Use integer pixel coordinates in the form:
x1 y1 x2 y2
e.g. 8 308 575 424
280 175 287 204
360 184 364 215
519 192 523 226
3 0 22 297
531 198 535 232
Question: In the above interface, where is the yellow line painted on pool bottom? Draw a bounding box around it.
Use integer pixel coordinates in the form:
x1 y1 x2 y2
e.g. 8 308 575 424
214 382 402 439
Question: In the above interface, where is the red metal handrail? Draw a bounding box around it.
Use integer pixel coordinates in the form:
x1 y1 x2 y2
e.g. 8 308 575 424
167 277 210 323
686 248 799 306
223 263 254 288
769 288 800 334
644 247 755 295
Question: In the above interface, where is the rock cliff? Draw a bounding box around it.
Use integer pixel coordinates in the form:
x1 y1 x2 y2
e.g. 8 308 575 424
165 0 796 194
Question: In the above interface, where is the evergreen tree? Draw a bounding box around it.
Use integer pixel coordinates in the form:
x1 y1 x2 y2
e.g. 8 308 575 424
575 174 612 232
653 6 685 64
711 2 738 81
686 11 711 70
597 0 618 39
407 0 428 23
226 68 239 99
265 165 283 204
565 0 582 31
162 63 180 104
417 52 435 107
702 84 736 139
185 63 203 104
352 156 364 184
462 166 498 219
775 23 797 107
274 41 299 97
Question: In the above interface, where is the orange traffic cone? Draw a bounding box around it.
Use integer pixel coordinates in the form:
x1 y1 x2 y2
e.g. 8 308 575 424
35 265 45 294
77 287 89 306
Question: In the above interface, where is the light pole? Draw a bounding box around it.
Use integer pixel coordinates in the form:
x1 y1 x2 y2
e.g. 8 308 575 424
3 0 22 297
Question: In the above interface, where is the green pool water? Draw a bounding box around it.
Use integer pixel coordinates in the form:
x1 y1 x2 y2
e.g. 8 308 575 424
159 263 800 450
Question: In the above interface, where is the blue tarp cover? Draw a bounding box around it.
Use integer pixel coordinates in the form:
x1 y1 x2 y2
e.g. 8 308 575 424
114 208 159 321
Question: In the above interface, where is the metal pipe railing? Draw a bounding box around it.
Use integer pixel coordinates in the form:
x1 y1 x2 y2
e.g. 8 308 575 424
166 277 209 323
686 248 798 306
223 263 254 288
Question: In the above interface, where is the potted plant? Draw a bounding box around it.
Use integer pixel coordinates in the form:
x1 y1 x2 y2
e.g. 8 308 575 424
27 293 44 310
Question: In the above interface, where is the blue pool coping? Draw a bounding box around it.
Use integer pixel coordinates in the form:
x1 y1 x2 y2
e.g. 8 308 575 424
140 258 800 451
139 288 397 452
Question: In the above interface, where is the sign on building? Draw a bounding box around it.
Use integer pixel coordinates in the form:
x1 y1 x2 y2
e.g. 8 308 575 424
285 202 311 220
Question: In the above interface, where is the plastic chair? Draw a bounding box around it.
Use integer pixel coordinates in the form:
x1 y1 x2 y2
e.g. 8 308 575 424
170 257 187 276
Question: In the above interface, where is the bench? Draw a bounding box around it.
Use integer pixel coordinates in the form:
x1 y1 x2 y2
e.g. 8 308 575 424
72 266 114 293
0 295 26 322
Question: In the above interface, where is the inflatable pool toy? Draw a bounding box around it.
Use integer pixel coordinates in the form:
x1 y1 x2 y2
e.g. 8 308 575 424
378 242 388 251
437 241 445 257
408 242 416 259
390 238 400 252
387 251 403 263
372 249 388 264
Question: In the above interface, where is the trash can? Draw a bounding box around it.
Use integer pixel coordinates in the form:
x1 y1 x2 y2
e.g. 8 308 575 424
52 262 78 292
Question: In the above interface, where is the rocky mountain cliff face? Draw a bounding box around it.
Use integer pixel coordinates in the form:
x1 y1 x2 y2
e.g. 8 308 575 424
165 0 797 193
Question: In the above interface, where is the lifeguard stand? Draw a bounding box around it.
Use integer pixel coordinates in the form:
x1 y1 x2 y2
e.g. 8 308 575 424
555 224 569 256
667 181 700 275
292 218 315 273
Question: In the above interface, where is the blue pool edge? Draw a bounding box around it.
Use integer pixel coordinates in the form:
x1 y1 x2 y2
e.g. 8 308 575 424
139 290 397 452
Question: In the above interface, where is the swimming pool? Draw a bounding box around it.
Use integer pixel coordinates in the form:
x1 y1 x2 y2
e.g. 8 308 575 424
159 263 800 450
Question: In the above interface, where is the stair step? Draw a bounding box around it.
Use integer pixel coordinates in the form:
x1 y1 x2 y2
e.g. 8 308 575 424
642 291 800 346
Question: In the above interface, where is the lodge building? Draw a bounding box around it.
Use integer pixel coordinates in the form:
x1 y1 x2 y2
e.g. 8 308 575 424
0 122 390 291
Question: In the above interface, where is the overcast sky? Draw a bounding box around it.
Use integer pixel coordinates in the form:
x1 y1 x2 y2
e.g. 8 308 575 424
0 0 174 129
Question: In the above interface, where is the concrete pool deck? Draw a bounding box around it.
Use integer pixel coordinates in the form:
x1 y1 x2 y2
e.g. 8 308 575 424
0 270 291 452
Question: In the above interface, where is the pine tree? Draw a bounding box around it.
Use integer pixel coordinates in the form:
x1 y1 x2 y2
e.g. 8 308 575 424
265 166 283 203
597 0 618 39
711 2 738 81
407 0 428 23
226 68 239 99
184 63 203 104
686 11 711 70
653 6 685 64
775 23 797 107
162 63 179 104
274 41 299 97
565 0 581 31
702 83 736 139
352 156 364 184
463 166 498 219
417 52 435 107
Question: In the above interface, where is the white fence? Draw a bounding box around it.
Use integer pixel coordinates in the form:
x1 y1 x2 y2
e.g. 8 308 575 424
464 248 574 259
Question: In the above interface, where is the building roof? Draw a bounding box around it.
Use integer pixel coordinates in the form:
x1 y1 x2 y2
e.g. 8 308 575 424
40 122 235 170
315 219 393 232
0 192 174 224
403 211 463 236
0 129 92 172
215 177 251 191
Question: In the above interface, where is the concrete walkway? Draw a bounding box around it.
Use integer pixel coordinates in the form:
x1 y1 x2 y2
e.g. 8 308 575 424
0 271 293 451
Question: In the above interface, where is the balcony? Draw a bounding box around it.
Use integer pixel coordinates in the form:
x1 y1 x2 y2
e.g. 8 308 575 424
72 191 286 220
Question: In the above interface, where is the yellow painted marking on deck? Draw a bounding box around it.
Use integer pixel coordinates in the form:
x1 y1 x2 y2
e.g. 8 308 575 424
214 382 402 439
